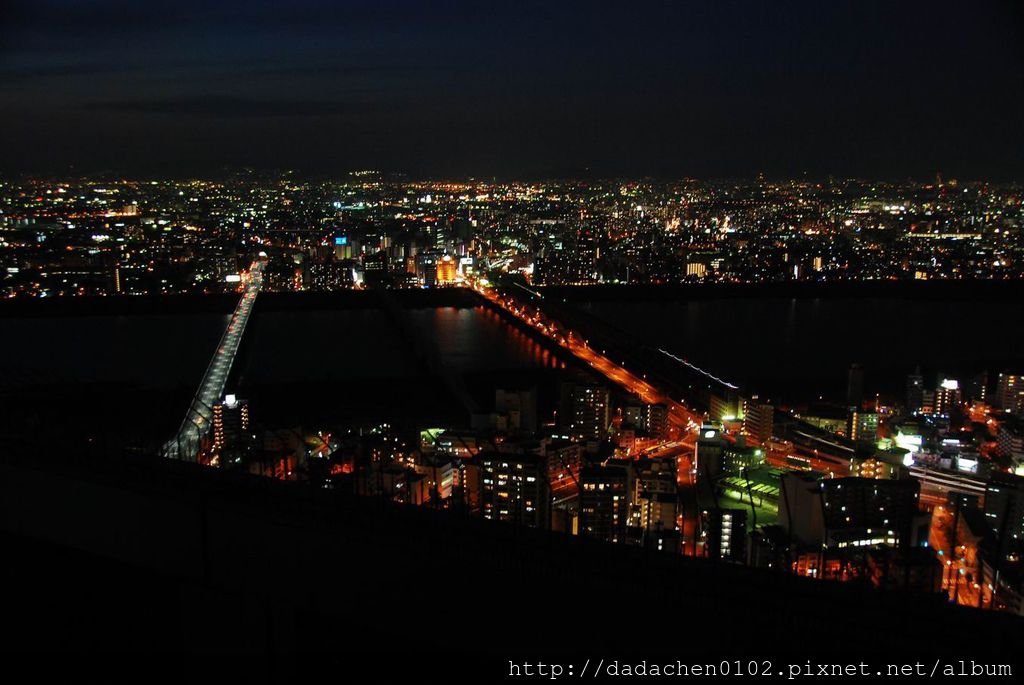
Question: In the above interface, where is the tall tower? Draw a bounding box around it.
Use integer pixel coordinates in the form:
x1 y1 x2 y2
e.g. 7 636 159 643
695 424 726 484
213 394 250 460
906 367 924 414
847 363 865 410
934 378 962 417
561 382 610 442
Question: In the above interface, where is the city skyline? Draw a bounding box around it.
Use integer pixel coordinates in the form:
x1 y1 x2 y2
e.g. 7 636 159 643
2 1 1023 676
4 174 1021 303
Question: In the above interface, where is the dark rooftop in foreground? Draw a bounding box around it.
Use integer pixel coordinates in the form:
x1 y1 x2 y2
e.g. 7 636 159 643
1 445 1020 679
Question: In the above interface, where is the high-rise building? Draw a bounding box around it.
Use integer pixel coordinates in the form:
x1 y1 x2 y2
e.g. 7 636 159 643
921 389 936 416
579 463 631 543
709 391 740 424
332 235 352 260
780 473 924 551
630 456 679 520
701 508 747 563
634 490 677 533
560 382 610 442
967 371 988 404
623 458 680 551
995 419 1024 461
532 221 598 285
934 378 962 416
623 402 669 439
847 363 865 409
742 397 774 445
906 369 924 414
435 254 457 284
416 252 440 287
542 438 582 487
996 373 1024 414
632 491 681 552
212 394 250 459
467 452 550 529
694 424 726 483
362 251 390 285
848 410 879 445
494 387 538 434
984 472 1024 563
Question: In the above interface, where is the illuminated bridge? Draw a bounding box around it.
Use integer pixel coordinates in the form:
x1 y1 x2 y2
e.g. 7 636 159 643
161 260 264 461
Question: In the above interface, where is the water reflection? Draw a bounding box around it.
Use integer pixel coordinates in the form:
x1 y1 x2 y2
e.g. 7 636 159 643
588 297 1024 402
412 306 565 372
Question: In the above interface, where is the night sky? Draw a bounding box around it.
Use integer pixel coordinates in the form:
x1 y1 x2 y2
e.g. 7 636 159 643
2 0 1023 179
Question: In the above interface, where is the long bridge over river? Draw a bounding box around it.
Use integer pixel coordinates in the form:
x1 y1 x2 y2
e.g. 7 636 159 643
161 260 264 461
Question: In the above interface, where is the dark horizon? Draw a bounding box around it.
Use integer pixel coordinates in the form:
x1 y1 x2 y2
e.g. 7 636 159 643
6 169 1024 186
2 0 1024 180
